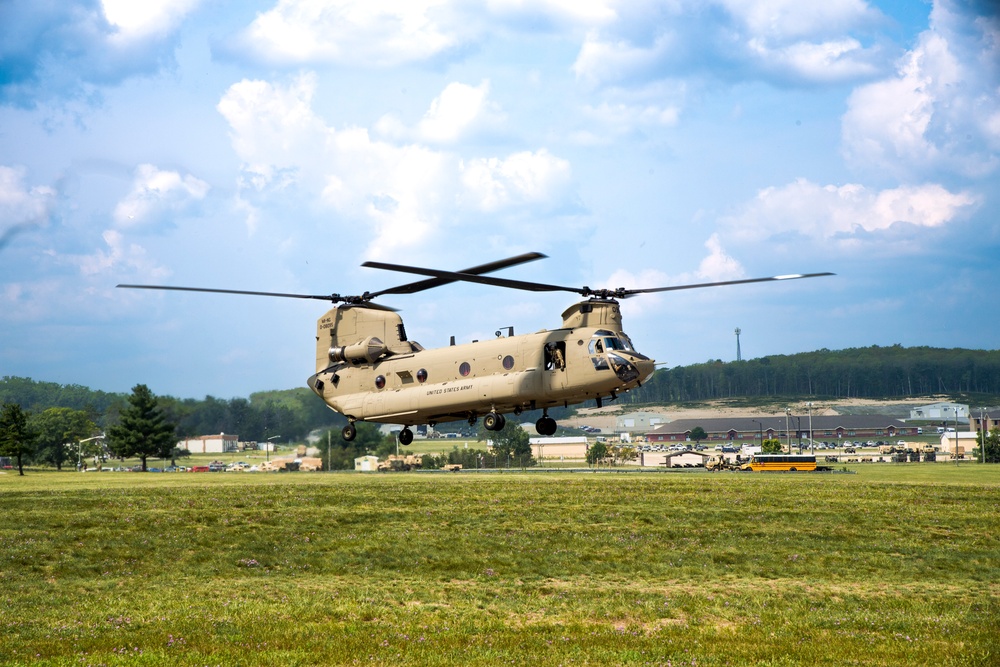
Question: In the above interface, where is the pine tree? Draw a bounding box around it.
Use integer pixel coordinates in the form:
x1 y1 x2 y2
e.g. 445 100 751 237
107 385 176 471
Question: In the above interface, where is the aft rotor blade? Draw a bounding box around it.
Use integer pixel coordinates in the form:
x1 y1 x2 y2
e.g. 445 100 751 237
619 272 836 297
362 260 587 296
116 284 351 302
368 251 549 298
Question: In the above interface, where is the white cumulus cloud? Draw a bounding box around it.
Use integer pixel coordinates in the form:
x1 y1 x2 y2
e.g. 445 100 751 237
460 150 572 212
101 0 201 42
722 178 978 246
77 229 169 278
217 75 576 258
571 0 887 87
841 0 1000 178
113 164 209 227
376 80 504 144
231 0 463 66
0 166 55 227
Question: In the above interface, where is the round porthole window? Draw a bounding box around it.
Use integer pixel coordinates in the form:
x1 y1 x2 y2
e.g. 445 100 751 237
417 369 428 383
502 355 515 370
375 375 385 389
459 362 471 377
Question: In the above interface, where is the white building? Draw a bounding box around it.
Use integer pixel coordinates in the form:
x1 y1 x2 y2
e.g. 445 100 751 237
910 402 969 423
940 432 978 457
615 411 667 434
178 433 238 453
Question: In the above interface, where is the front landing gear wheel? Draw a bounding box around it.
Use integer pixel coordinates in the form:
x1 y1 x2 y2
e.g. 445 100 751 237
399 427 414 446
342 423 357 441
484 412 506 431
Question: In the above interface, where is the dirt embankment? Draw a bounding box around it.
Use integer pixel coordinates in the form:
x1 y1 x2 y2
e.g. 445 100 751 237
563 397 947 431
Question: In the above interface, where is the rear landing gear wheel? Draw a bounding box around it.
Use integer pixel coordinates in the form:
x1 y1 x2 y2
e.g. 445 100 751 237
535 416 557 436
484 412 506 431
399 427 414 446
342 423 357 441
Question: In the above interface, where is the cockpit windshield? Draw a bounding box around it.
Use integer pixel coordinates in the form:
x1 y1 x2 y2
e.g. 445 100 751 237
603 337 627 351
590 331 633 353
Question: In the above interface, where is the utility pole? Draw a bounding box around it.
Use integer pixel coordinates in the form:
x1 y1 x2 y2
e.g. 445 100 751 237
785 408 791 454
735 328 742 362
981 407 986 464
807 402 814 456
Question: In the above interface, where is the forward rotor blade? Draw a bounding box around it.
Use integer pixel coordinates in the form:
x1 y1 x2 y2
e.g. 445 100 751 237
362 260 587 296
367 251 549 298
618 272 836 297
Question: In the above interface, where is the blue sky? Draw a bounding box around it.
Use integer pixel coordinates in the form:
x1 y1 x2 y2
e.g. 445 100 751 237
1 0 998 399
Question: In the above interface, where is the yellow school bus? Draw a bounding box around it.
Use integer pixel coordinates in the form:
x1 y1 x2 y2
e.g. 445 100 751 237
745 454 817 472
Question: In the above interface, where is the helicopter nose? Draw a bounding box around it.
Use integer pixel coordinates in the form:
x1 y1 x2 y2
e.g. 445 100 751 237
635 356 656 383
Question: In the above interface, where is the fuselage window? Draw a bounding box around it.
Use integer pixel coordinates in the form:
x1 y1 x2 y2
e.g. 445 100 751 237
502 355 515 370
459 362 471 377
375 375 386 389
417 369 428 383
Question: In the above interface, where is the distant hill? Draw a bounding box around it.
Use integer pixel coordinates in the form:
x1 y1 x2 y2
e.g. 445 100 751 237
621 345 1000 405
5 345 999 433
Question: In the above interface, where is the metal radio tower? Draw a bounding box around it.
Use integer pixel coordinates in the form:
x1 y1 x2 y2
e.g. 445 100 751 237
735 327 742 362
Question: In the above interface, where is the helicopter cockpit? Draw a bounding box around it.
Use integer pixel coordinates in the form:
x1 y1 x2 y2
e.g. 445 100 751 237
588 329 651 382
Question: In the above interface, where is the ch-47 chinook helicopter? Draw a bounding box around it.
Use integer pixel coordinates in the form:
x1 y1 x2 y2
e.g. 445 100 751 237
119 253 832 445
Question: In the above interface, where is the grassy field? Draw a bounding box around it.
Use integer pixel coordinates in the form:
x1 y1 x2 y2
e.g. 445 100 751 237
1 467 997 666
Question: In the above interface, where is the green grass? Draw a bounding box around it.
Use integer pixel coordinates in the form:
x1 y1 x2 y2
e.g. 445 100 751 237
1 468 998 665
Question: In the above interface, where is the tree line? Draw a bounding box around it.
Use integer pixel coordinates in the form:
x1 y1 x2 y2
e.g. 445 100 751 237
620 345 1000 403
0 376 344 443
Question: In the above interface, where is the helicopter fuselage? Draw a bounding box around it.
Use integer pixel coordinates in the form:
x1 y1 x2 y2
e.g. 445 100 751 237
306 298 655 433
309 325 654 427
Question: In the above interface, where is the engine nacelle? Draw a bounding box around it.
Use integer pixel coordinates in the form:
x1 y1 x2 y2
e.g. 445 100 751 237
329 336 388 365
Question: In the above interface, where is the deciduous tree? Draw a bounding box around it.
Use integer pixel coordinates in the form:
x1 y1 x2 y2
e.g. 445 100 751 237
481 419 534 467
31 407 97 471
761 438 783 454
586 440 609 467
0 402 37 476
975 427 1000 463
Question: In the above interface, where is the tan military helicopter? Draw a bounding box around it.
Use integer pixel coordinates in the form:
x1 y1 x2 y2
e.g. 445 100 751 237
119 253 831 444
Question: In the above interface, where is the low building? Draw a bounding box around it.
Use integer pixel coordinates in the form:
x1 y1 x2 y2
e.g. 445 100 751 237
647 416 916 444
530 436 587 462
614 411 667 434
909 402 969 423
940 432 978 456
178 433 238 453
